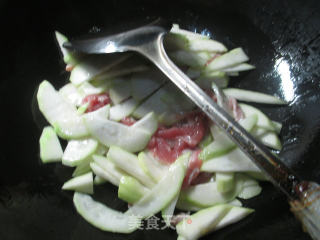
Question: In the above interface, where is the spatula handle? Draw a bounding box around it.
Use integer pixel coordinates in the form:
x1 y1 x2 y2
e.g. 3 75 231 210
290 181 320 240
135 32 302 200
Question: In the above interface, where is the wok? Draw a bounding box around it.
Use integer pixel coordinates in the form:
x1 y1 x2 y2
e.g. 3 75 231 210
1 0 320 239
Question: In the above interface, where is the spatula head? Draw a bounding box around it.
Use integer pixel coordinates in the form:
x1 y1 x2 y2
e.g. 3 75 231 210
63 18 171 54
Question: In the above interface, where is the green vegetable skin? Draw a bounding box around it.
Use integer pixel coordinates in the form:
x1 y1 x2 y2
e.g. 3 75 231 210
62 138 98 167
216 172 235 193
73 192 141 233
138 151 168 182
36 23 285 239
118 175 149 203
37 80 89 139
107 146 156 188
179 174 244 208
126 152 189 218
176 204 254 240
83 113 153 152
62 172 94 194
199 114 258 161
39 126 63 163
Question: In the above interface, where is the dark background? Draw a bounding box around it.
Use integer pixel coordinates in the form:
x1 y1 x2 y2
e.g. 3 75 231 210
0 0 319 239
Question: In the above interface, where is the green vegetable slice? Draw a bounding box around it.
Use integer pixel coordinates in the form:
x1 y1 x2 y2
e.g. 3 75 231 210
62 138 98 167
39 126 63 163
62 172 93 194
126 153 189 219
118 176 150 203
73 192 141 233
224 88 286 105
177 204 254 240
37 80 89 139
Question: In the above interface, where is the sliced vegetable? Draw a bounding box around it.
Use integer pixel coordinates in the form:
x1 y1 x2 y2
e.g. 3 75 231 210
198 134 213 149
179 175 243 208
90 162 120 187
170 24 209 41
238 184 262 199
73 192 141 233
214 205 254 230
107 146 156 188
126 153 189 218
228 199 243 207
216 172 235 193
133 87 179 124
169 50 211 68
83 104 110 119
224 88 287 105
176 204 254 240
83 113 151 152
176 204 231 240
176 199 203 212
131 112 158 135
109 98 139 121
73 162 91 177
94 56 149 82
77 103 89 115
70 54 129 86
59 83 83 107
199 115 258 161
251 126 282 150
221 63 255 72
37 80 89 139
201 148 261 172
160 84 195 112
138 151 168 182
199 134 235 161
55 31 79 65
62 138 98 167
39 126 63 163
205 48 249 72
195 71 229 89
239 103 276 131
62 172 93 194
94 176 107 185
272 121 282 134
188 38 227 52
92 155 127 186
118 175 150 203
109 77 132 104
165 32 189 51
161 194 179 226
78 81 110 96
130 69 167 101
95 144 109 156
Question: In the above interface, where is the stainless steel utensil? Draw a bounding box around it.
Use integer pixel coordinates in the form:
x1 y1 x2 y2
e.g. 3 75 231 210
63 20 320 240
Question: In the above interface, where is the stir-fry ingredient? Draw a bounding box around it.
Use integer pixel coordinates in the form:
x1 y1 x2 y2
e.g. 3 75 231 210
148 113 206 163
82 93 111 113
37 25 286 240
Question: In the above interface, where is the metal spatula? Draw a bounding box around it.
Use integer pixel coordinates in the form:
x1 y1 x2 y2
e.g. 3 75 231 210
63 19 320 240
